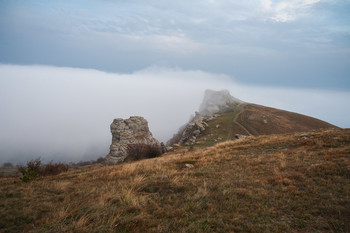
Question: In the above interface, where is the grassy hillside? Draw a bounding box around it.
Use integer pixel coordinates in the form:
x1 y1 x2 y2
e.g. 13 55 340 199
239 104 339 136
1 129 349 232
193 103 339 148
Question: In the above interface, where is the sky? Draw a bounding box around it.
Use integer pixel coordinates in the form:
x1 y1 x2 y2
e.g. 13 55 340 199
0 0 350 164
1 0 350 88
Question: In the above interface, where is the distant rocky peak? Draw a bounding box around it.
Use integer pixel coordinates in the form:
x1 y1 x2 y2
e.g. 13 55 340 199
199 89 243 116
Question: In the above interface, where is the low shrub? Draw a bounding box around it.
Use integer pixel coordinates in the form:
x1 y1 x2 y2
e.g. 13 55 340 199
41 162 69 176
18 158 69 182
18 158 41 182
2 162 14 168
146 144 163 158
20 168 38 182
26 158 42 173
95 157 105 163
127 143 162 161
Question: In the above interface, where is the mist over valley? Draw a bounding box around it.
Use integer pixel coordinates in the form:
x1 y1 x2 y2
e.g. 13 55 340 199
0 64 349 165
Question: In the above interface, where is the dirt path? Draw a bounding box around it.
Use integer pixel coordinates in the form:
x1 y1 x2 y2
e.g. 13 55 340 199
227 103 253 140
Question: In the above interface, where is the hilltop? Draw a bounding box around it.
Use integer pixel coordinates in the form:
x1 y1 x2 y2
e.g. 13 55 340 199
168 90 338 147
1 128 349 232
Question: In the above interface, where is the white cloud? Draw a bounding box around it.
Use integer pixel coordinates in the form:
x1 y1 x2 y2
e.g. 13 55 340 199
262 0 322 22
0 64 349 164
126 34 204 54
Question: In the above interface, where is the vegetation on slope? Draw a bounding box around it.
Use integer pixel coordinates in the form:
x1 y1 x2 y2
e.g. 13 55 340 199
1 129 349 232
239 104 339 136
194 103 339 148
194 107 246 147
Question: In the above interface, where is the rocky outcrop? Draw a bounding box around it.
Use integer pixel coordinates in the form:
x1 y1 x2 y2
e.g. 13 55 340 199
177 112 208 146
167 89 242 146
105 116 160 164
199 89 242 116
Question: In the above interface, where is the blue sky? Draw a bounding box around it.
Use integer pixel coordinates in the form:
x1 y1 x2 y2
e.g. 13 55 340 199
1 0 350 88
0 0 350 164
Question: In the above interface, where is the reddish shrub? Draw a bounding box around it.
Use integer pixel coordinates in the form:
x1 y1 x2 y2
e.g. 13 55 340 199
18 158 69 182
146 144 162 158
41 162 69 176
95 157 105 163
18 158 42 175
2 162 14 168
127 143 162 161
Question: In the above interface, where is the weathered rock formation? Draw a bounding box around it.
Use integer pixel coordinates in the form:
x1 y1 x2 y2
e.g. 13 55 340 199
199 89 242 116
167 89 242 146
177 112 208 146
105 116 160 164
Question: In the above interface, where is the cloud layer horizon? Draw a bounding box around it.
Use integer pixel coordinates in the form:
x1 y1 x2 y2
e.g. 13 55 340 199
1 64 349 164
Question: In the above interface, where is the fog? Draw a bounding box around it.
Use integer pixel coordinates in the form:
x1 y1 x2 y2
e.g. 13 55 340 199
1 64 349 164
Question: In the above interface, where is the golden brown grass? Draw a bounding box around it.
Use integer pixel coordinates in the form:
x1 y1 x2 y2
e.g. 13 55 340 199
1 129 349 232
239 104 339 136
194 103 338 148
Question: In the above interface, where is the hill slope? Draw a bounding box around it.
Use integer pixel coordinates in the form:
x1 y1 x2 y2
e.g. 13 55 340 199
168 89 339 147
193 102 339 147
1 129 349 232
239 103 338 135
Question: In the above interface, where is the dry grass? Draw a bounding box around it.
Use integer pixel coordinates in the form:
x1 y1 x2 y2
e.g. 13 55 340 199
0 129 349 232
194 103 338 148
239 104 339 136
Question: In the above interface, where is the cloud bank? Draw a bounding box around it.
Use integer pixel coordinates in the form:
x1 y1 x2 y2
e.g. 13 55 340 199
1 0 349 89
0 64 349 164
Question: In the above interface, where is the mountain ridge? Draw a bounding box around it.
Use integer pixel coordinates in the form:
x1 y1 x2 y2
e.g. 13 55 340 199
167 90 339 147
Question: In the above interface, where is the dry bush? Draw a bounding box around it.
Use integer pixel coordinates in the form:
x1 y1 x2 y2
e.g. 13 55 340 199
127 143 162 161
17 158 42 182
2 162 14 168
127 144 149 161
41 162 69 176
147 144 163 158
18 158 69 182
95 157 105 163
17 157 42 174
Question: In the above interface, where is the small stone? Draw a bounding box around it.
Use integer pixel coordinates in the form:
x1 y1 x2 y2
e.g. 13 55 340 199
195 122 205 131
166 146 174 151
193 130 200 136
234 134 248 140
